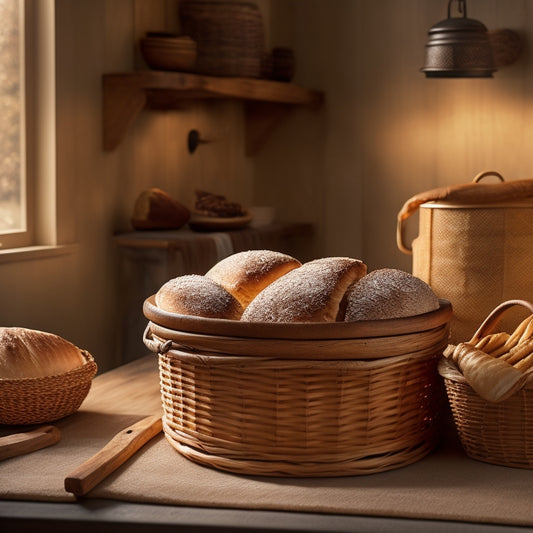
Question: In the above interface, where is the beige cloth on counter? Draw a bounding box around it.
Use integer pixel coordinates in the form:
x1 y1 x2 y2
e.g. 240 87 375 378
1 356 533 528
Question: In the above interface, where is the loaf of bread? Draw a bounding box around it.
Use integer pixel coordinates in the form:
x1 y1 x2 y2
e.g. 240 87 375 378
343 268 439 321
0 327 87 379
241 257 367 322
205 250 302 308
155 274 244 319
131 188 190 230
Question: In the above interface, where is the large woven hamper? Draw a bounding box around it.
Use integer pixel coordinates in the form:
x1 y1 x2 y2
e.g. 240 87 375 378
144 296 452 477
439 300 533 469
398 171 533 344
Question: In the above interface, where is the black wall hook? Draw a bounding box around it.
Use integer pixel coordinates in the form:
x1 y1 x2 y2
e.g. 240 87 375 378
187 129 210 153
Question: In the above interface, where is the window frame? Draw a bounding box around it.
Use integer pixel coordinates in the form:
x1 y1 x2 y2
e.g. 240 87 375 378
0 0 29 249
0 0 59 255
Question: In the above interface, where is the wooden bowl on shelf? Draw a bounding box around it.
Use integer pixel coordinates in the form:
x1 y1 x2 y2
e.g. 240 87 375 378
140 34 197 72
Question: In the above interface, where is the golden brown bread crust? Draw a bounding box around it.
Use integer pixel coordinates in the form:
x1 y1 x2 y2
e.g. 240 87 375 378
205 250 302 308
0 327 86 379
155 274 244 319
343 268 439 321
241 257 367 323
131 188 190 230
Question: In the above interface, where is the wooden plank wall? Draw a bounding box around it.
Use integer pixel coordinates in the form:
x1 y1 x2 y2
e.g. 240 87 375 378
262 0 533 273
2 0 532 372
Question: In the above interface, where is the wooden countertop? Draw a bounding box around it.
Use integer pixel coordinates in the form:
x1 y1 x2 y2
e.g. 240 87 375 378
1 356 533 532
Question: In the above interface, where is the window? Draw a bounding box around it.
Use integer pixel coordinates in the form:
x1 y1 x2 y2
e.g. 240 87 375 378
0 0 28 249
0 0 62 258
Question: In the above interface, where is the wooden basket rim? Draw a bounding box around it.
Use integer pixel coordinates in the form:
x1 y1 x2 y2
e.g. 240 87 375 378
143 296 452 340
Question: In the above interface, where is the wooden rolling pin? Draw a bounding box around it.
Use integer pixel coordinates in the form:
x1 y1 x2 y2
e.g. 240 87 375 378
0 425 61 461
64 414 162 497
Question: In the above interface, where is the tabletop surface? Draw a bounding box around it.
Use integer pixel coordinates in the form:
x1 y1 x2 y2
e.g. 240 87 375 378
1 355 533 532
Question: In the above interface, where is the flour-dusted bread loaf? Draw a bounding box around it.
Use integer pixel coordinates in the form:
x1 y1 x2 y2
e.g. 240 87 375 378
344 268 439 321
0 327 87 379
241 257 367 322
155 274 244 319
205 250 302 308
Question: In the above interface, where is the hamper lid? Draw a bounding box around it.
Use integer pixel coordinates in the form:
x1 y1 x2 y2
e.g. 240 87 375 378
397 171 533 254
420 197 533 210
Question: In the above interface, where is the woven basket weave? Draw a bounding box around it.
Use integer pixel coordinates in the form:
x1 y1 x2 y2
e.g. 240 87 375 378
0 351 97 425
144 296 452 477
179 0 265 77
439 300 533 469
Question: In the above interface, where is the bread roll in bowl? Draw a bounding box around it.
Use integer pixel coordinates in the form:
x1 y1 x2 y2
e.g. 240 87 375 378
0 327 97 425
156 274 244 319
205 250 302 308
241 257 367 323
0 327 87 379
344 268 439 321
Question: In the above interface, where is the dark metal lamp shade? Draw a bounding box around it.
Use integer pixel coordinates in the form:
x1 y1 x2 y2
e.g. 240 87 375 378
421 16 496 78
421 0 496 78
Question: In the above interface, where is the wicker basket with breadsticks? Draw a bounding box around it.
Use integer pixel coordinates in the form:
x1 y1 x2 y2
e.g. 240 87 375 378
439 300 533 469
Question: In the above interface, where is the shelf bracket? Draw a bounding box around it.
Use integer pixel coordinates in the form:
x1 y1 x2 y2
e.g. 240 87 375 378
103 75 147 151
244 102 293 156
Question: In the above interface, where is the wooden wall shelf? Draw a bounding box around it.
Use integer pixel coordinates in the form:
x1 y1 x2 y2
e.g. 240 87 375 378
102 71 324 155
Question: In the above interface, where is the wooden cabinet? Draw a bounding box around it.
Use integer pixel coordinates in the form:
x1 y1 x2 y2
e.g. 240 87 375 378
102 71 324 155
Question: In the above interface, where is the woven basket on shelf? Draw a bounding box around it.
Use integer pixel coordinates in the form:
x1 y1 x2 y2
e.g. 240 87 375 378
143 296 452 477
439 300 533 469
0 351 97 425
179 0 265 77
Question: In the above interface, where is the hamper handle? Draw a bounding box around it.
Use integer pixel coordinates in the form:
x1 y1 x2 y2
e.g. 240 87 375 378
470 299 533 343
473 170 504 184
396 171 533 255
143 324 173 354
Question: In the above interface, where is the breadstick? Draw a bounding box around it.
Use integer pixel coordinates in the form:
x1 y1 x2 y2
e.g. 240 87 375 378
518 315 533 343
475 332 510 355
509 315 533 345
490 317 533 357
500 338 533 365
513 351 533 372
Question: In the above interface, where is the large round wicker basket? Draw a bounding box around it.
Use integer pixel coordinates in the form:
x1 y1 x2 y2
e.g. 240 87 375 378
0 351 97 425
144 297 452 477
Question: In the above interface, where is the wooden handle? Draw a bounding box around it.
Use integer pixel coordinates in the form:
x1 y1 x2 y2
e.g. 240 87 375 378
64 414 162 496
0 425 61 461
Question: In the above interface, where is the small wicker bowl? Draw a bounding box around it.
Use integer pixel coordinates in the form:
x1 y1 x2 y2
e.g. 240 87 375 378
140 34 197 72
0 351 97 425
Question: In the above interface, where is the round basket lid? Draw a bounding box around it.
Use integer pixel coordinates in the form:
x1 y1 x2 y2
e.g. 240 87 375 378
143 295 452 340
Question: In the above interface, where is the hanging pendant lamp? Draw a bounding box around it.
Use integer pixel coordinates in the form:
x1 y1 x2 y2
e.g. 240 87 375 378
421 0 496 78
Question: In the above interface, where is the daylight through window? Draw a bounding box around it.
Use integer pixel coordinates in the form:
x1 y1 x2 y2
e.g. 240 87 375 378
0 0 24 233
